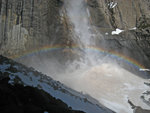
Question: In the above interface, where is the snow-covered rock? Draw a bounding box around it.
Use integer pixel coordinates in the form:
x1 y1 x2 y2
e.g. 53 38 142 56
0 55 113 113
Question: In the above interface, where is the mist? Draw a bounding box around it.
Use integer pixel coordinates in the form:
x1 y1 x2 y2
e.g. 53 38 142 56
17 0 150 113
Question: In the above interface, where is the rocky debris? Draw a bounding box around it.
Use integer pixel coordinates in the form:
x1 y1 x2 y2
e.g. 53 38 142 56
140 82 150 107
128 100 150 113
144 82 150 87
128 81 150 112
134 107 150 113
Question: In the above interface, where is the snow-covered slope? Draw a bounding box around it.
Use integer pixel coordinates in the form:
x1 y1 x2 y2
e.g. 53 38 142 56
0 55 113 113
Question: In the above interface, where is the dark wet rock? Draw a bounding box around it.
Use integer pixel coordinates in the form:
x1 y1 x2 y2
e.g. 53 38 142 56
134 107 150 113
0 55 115 113
0 77 85 113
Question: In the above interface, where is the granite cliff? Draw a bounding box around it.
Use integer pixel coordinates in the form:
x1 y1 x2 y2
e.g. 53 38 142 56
0 0 150 70
0 0 66 56
0 0 150 113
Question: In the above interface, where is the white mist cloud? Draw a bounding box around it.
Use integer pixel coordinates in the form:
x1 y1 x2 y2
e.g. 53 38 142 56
59 63 150 113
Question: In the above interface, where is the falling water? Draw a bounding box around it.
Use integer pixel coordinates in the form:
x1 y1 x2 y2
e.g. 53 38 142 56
63 0 102 66
64 0 93 46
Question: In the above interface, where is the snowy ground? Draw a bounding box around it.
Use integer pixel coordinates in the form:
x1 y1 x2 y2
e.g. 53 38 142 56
16 50 150 113
0 58 113 113
58 62 150 113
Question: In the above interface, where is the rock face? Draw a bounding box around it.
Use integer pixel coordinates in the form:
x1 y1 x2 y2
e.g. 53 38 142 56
87 0 150 70
0 0 150 70
88 0 150 29
0 0 68 56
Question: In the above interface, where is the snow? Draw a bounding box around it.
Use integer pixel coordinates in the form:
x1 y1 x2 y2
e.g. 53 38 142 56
123 83 136 91
105 32 109 35
0 62 112 113
108 2 117 9
15 72 110 113
0 63 10 72
142 90 150 102
44 111 48 113
101 99 130 113
144 94 150 102
1 55 149 113
112 28 124 35
129 27 137 30
139 68 150 71
8 75 16 85
58 63 150 113
110 27 136 35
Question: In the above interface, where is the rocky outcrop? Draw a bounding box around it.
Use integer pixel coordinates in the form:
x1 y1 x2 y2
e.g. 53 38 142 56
0 77 85 113
128 100 150 113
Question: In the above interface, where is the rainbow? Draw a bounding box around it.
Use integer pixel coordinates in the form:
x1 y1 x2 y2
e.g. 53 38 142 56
10 44 146 70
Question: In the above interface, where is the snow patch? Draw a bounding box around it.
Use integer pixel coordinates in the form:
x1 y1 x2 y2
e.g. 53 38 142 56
1 62 111 113
110 27 136 36
112 28 124 35
0 63 11 72
123 83 136 91
105 32 109 35
101 99 130 113
129 27 137 30
108 2 117 9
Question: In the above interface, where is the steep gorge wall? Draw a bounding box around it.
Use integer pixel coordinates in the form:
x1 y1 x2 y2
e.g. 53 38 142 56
0 0 68 56
0 0 150 70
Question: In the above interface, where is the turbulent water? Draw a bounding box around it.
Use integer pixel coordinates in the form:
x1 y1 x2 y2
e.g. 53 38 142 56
17 0 150 113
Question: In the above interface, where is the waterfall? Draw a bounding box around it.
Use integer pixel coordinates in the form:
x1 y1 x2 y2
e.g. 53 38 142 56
16 1 150 113
61 1 150 113
63 0 102 66
64 0 93 47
